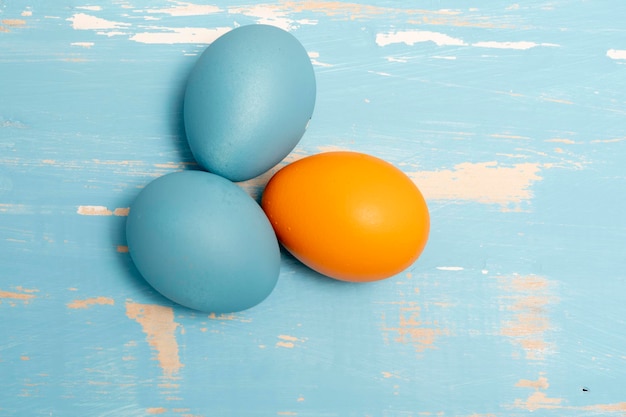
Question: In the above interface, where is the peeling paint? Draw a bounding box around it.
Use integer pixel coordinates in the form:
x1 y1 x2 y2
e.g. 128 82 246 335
207 312 252 322
0 289 36 302
408 161 543 210
381 301 448 353
473 41 559 50
515 375 549 391
489 133 530 140
126 302 183 377
591 137 626 144
71 42 95 48
513 391 562 411
129 26 230 45
545 138 576 144
76 205 129 216
499 275 556 360
280 1 459 21
229 4 316 31
67 296 114 309
607 49 626 60
581 403 626 412
436 266 464 271
144 3 221 17
376 30 558 51
308 51 333 67
76 6 102 11
376 30 465 47
541 97 574 105
2 19 27 27
67 13 130 30
276 334 305 348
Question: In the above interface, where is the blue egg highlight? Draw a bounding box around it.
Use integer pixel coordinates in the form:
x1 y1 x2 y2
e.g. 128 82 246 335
183 24 316 182
126 170 280 313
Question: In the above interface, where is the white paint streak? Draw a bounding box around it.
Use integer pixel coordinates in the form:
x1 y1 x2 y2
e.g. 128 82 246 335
308 51 333 67
436 266 464 271
377 31 559 51
228 5 316 31
144 2 221 17
376 30 466 47
129 26 230 45
386 56 408 63
408 161 543 209
71 42 95 48
473 41 559 50
76 205 129 216
97 31 127 37
67 13 130 30
369 70 392 77
76 6 102 11
607 49 626 60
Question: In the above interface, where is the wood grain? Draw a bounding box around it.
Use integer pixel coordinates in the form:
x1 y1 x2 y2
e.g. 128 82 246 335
1 1 625 416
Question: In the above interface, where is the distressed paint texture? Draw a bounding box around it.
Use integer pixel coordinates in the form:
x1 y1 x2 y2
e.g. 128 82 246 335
499 275 557 361
76 205 129 216
409 162 543 209
125 302 184 378
2 0 626 415
67 296 115 309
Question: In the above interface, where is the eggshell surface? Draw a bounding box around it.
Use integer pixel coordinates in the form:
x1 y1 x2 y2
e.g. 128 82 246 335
261 152 430 282
126 170 280 313
184 24 316 182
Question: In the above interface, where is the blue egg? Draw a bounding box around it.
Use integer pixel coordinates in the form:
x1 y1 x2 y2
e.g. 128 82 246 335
184 24 316 182
126 171 280 313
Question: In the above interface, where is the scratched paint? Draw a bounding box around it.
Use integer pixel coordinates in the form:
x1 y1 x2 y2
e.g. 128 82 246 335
607 49 626 60
67 296 114 309
499 275 557 361
276 334 305 348
409 162 543 209
56 2 545 47
0 289 36 302
76 205 129 216
380 288 450 353
125 302 183 378
512 375 626 413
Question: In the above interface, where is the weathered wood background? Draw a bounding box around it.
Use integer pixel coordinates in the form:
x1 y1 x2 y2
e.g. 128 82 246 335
1 1 625 416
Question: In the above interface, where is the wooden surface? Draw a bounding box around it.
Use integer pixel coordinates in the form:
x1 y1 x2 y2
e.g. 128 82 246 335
2 1 626 416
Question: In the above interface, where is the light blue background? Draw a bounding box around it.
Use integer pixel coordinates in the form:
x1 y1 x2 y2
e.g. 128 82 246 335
1 1 625 416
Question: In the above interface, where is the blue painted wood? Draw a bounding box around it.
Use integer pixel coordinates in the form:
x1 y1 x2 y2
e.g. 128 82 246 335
2 1 625 416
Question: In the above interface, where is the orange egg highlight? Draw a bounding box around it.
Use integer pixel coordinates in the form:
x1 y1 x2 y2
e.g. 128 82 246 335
261 151 430 282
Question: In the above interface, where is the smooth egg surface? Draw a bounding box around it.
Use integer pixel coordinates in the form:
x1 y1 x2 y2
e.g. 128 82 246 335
184 24 316 182
261 152 430 282
126 170 280 313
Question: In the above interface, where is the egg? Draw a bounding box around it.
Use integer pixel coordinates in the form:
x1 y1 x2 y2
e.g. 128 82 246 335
126 170 280 313
183 24 316 182
261 152 430 282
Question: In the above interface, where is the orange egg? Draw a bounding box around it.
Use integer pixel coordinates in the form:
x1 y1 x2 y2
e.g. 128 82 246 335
261 151 430 282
